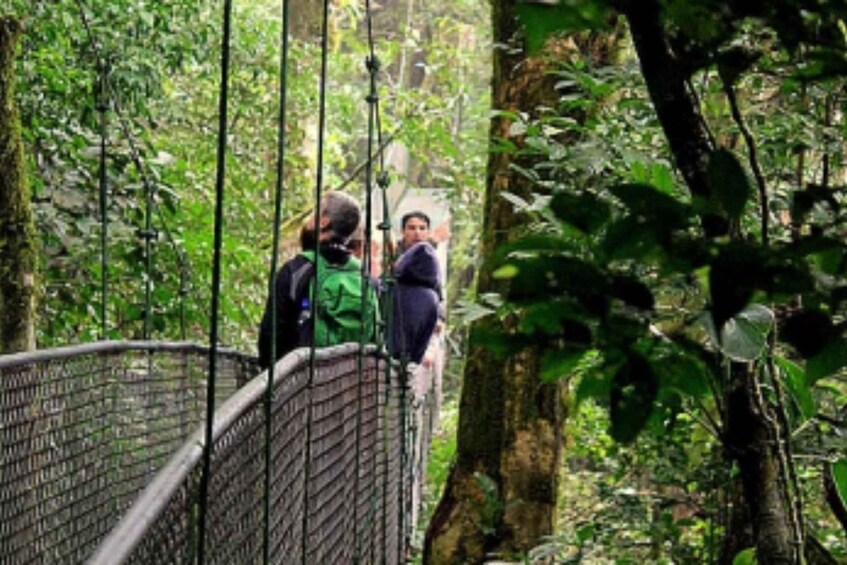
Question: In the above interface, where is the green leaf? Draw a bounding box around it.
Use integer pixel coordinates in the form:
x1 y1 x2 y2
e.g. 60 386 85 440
601 216 662 261
832 459 847 509
540 348 591 382
549 191 610 233
650 342 711 398
781 309 834 358
609 353 658 444
609 183 690 227
732 547 757 565
708 148 752 220
515 1 612 54
709 244 766 330
773 356 815 424
492 264 519 280
719 304 774 362
500 191 531 211
609 275 654 311
807 339 847 383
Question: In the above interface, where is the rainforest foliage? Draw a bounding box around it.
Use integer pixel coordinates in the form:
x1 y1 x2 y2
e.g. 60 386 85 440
5 0 489 347
467 0 847 562
6 0 847 562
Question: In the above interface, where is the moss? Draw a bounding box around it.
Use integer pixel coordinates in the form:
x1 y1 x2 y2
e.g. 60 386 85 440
0 16 37 352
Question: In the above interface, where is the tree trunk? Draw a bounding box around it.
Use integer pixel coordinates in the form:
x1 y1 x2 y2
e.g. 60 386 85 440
424 3 623 562
622 3 800 561
0 16 37 354
724 366 795 564
423 2 559 561
622 1 727 238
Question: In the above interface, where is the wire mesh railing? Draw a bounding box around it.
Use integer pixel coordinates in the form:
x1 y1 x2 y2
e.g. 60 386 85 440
90 344 435 564
0 341 258 565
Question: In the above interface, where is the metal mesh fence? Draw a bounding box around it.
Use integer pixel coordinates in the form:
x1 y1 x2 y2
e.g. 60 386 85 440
90 344 435 564
0 341 258 565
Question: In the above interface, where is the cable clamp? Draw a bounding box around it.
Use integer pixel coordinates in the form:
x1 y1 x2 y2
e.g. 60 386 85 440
377 172 390 188
136 228 159 241
365 55 381 73
365 94 379 104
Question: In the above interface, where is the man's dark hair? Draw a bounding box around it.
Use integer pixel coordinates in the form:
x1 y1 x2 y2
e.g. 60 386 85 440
299 218 316 250
401 211 431 229
321 192 361 243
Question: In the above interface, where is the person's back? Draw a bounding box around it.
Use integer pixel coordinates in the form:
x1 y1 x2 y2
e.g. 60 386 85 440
390 242 440 364
258 192 371 370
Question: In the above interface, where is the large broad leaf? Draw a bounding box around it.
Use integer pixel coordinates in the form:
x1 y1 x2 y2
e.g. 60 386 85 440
708 148 752 220
609 183 691 227
470 327 531 361
781 309 834 358
650 342 712 398
832 459 847 510
807 339 847 383
709 244 766 330
609 274 654 311
540 348 594 382
601 216 663 261
732 548 757 565
773 356 815 425
719 304 774 362
549 191 610 234
609 353 658 444
515 1 613 54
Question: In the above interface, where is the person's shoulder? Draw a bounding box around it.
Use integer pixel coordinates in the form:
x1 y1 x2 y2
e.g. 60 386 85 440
277 253 313 280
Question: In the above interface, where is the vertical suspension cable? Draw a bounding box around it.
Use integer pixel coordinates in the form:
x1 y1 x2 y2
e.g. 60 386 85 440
302 0 332 561
198 0 233 562
264 0 291 561
96 57 110 339
76 0 194 343
363 0 398 557
142 175 154 339
353 34 380 565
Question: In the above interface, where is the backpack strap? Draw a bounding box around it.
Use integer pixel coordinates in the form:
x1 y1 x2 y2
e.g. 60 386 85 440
289 258 315 303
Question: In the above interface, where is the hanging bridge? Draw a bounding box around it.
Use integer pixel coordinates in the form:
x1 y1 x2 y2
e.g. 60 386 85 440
0 341 436 563
1 0 444 560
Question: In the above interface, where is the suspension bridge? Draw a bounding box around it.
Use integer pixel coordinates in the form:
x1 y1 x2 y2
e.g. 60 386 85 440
1 0 445 561
0 341 436 563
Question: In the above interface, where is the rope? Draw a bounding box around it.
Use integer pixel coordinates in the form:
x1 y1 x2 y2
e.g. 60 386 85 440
197 0 233 562
303 0 332 560
264 0 291 560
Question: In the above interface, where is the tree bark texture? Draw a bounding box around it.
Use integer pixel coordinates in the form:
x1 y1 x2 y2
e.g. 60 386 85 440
423 4 628 562
423 1 562 561
621 0 727 237
622 4 799 562
0 17 37 354
724 366 795 564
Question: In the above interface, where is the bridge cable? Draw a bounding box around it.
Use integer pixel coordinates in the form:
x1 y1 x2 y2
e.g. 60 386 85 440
96 58 109 339
302 0 333 560
74 0 194 341
197 0 234 562
263 0 291 560
354 2 380 559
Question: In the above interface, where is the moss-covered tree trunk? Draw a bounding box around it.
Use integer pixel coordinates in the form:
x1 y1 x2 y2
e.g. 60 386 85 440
0 16 37 354
422 3 560 561
623 3 797 562
424 3 620 562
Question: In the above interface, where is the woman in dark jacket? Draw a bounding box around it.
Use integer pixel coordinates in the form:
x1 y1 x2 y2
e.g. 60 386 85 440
390 242 440 364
